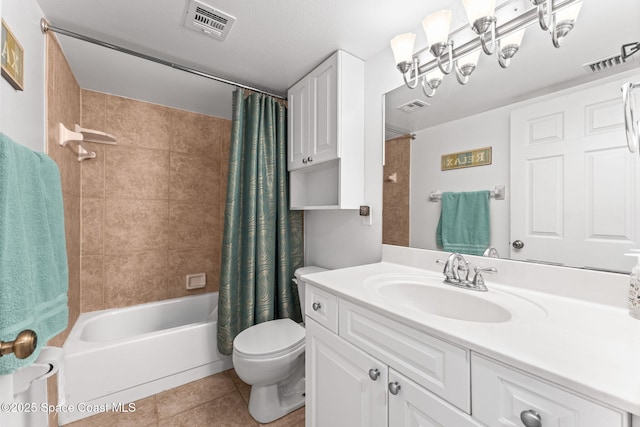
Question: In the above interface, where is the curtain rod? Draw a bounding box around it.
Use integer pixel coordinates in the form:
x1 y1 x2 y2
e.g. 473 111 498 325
39 18 287 100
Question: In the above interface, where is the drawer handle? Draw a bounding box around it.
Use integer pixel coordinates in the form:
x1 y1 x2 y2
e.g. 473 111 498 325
368 369 380 381
388 382 401 395
302 158 308 164
307 156 313 163
520 409 542 427
312 302 322 311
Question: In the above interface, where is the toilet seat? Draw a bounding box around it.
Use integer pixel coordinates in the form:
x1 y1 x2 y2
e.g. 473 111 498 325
234 318 304 359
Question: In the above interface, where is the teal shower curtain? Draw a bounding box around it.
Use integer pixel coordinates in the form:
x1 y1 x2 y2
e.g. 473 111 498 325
217 89 304 355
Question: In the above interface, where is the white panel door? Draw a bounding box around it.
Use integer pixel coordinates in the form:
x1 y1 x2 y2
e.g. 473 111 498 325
288 77 309 170
388 369 483 427
510 77 640 271
309 53 338 165
305 317 387 427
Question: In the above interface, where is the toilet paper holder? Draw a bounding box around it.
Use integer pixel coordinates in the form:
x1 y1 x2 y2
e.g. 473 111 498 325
0 330 37 359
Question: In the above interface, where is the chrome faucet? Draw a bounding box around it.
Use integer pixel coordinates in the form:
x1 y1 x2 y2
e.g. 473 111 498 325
436 253 496 292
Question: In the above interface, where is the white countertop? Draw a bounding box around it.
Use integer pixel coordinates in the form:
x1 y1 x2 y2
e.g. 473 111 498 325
302 260 640 415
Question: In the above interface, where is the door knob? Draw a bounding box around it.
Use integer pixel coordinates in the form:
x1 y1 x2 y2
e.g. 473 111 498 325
368 368 380 381
512 240 525 249
388 382 401 395
520 409 542 427
302 158 308 164
307 156 313 163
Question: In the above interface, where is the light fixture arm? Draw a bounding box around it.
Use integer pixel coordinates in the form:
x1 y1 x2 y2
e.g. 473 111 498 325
535 0 553 31
478 17 497 55
421 77 437 98
400 57 420 89
437 41 454 75
454 59 477 85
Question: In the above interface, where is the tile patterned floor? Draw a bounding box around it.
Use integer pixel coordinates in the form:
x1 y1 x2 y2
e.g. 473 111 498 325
64 369 305 427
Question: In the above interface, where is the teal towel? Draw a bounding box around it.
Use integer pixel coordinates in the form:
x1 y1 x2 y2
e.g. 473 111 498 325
0 133 68 375
436 190 490 256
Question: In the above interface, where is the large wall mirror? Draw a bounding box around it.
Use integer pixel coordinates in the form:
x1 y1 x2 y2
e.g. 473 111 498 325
383 0 640 273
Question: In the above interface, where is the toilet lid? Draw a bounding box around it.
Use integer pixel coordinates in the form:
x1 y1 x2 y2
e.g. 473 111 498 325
234 318 304 357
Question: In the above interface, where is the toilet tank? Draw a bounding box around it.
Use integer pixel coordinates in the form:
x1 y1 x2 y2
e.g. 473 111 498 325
294 266 327 318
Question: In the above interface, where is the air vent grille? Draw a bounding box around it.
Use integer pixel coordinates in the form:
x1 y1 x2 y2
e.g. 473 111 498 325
583 42 640 73
396 99 429 113
184 0 236 41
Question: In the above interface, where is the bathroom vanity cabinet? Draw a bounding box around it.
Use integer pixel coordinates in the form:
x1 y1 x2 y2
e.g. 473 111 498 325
304 277 631 427
287 50 364 210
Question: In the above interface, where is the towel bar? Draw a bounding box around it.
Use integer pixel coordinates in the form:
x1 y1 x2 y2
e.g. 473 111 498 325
429 185 505 202
0 330 37 359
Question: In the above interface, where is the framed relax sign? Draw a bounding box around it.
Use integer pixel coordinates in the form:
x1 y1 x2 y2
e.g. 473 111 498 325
1 19 25 91
441 147 492 171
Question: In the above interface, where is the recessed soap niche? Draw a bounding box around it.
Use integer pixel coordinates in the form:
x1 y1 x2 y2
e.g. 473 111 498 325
58 123 117 161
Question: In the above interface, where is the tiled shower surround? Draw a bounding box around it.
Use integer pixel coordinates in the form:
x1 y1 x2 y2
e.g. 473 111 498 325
78 90 231 311
44 32 306 427
382 135 411 246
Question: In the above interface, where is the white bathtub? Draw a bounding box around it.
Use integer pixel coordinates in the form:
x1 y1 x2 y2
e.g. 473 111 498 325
60 293 232 425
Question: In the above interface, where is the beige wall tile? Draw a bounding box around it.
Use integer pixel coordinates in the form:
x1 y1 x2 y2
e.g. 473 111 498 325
169 110 220 157
104 199 169 254
105 147 169 200
167 247 219 298
104 251 168 308
66 257 81 341
219 119 232 193
168 202 217 250
81 90 107 131
81 255 104 312
105 96 172 151
81 198 104 255
158 391 257 427
81 143 106 199
156 372 236 419
64 193 82 262
169 152 219 203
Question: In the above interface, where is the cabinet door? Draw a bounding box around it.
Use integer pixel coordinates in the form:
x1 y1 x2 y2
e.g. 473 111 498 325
389 369 484 427
288 77 309 171
472 354 628 427
309 53 338 165
306 317 387 427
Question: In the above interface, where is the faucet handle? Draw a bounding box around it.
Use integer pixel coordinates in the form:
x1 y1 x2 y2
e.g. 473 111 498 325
471 266 496 291
436 259 454 280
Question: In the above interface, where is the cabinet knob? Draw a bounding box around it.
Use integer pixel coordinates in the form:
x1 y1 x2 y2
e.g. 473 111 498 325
368 368 380 381
520 409 542 427
388 382 401 395
512 240 525 249
302 158 308 164
312 302 322 311
307 156 313 163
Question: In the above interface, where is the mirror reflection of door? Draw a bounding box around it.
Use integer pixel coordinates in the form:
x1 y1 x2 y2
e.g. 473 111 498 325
383 134 412 247
510 75 640 271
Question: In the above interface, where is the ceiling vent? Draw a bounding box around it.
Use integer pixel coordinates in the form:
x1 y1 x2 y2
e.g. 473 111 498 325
396 99 429 113
184 0 236 41
583 42 640 73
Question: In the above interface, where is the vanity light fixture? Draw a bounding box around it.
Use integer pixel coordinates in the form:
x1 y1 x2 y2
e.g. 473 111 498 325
391 0 583 96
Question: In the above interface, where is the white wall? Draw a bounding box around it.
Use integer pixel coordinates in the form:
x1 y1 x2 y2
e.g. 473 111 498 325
0 0 46 152
304 48 403 269
410 106 511 257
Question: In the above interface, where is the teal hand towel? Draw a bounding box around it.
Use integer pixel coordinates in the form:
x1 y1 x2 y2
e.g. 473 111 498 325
0 133 68 375
436 190 490 256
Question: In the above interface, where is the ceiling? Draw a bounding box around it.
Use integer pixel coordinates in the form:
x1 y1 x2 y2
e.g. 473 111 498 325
35 0 455 119
35 0 640 124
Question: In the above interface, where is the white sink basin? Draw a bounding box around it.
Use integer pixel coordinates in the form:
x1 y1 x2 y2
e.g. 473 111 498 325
364 274 546 324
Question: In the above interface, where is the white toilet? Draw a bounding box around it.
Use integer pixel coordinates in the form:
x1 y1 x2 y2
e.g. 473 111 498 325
232 266 326 423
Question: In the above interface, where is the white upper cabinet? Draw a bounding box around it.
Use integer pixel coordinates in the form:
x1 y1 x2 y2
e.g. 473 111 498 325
287 50 364 210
